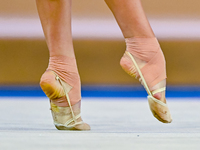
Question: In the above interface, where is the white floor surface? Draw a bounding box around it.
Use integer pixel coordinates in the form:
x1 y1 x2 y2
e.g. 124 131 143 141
0 97 200 150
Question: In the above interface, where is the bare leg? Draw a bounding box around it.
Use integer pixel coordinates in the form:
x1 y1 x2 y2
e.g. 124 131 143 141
36 0 74 57
105 0 166 100
105 0 154 38
105 0 172 123
36 0 90 130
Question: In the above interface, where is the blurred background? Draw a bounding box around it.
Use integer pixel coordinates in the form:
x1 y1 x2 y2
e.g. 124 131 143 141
0 0 200 97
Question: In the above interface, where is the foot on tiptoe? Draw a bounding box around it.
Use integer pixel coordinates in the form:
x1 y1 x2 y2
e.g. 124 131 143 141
40 55 91 130
120 37 172 123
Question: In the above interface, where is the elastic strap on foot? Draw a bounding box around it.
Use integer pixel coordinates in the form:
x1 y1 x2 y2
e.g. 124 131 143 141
126 51 152 96
52 71 80 126
63 113 83 127
125 37 166 89
152 87 166 95
148 95 167 107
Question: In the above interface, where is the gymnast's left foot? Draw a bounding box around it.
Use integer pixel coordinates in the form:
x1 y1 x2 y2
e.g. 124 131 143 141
120 37 172 123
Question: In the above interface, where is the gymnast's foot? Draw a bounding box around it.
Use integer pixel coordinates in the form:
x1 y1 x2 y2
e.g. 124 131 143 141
120 37 172 123
40 55 90 130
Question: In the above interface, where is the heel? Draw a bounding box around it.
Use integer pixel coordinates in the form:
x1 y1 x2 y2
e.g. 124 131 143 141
40 70 90 130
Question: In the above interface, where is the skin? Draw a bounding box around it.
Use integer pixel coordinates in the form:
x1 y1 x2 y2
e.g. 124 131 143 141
104 0 155 38
105 0 165 101
36 0 74 57
36 0 165 102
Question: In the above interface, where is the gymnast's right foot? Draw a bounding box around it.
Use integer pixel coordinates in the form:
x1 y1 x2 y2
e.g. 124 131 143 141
40 55 90 130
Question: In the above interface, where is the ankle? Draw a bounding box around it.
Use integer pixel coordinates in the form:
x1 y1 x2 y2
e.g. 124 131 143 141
47 55 80 83
42 55 81 106
125 37 160 61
